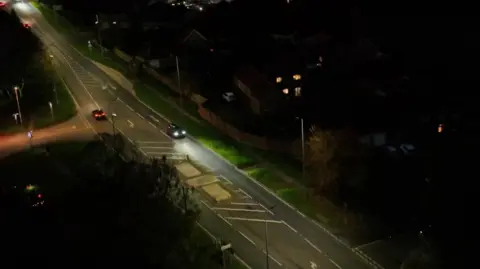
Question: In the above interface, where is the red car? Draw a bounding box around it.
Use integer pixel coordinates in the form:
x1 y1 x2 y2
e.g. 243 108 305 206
23 23 31 29
92 109 107 120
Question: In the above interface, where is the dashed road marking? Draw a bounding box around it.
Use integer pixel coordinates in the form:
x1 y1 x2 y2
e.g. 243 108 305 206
225 217 283 224
149 115 159 122
136 112 145 119
217 175 233 184
330 259 342 269
126 104 134 111
305 238 322 254
148 121 157 128
282 221 298 233
230 202 258 206
263 251 282 266
212 207 266 213
238 231 256 245
238 189 252 199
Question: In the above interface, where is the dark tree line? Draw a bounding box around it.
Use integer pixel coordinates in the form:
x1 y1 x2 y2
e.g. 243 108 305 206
0 9 57 128
0 139 225 268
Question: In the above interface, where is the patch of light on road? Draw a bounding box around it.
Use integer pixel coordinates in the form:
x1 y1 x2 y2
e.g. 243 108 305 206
13 2 35 15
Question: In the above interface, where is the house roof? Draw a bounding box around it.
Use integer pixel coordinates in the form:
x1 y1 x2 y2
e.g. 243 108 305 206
234 65 279 102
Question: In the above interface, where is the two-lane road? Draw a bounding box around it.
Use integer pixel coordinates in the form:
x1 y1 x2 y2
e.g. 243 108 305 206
14 3 375 269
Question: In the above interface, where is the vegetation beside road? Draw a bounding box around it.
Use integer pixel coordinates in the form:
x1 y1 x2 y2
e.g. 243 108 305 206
0 139 244 268
35 3 373 244
0 9 75 134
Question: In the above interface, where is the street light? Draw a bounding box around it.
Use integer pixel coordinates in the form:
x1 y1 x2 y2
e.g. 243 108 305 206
49 101 54 121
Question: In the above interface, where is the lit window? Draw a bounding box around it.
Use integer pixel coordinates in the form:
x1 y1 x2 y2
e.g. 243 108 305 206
276 77 282 83
293 74 301 80
294 87 301 96
282 88 289 94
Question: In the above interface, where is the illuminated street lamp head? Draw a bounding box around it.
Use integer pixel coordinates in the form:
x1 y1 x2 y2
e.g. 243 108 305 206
112 113 117 117
49 101 52 108
13 86 18 91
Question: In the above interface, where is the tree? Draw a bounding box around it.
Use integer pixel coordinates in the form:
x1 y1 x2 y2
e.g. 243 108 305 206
305 126 360 197
0 140 220 268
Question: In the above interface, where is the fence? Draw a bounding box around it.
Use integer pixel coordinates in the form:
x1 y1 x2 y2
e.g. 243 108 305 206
198 106 295 154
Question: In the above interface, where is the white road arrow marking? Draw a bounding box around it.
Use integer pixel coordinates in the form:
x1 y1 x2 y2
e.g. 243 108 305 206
310 261 317 269
127 120 134 128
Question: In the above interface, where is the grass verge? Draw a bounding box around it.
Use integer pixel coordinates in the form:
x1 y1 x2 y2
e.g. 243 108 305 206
35 4 361 242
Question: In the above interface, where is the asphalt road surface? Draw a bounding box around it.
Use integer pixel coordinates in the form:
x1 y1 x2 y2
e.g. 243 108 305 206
0 117 94 157
14 3 375 269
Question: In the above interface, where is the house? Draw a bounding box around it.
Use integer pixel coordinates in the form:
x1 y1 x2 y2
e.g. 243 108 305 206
234 65 284 115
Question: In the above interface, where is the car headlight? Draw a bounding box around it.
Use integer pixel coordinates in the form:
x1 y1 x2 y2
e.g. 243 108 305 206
173 131 179 136
182 130 186 134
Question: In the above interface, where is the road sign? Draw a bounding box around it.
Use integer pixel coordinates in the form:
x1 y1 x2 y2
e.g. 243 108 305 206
310 261 317 269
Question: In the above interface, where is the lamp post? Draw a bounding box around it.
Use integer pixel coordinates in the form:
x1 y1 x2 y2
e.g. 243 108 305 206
175 55 183 107
13 86 23 126
296 117 306 182
263 205 275 269
95 14 104 57
111 113 117 136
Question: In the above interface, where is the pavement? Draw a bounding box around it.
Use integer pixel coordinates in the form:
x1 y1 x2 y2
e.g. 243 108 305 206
13 3 381 269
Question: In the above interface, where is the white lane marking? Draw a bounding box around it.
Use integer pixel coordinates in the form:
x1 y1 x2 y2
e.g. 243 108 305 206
218 214 233 227
329 259 342 269
126 104 134 111
201 201 232 226
59 47 101 109
136 112 145 119
196 222 253 269
304 238 322 254
145 153 186 157
127 120 134 128
149 115 160 122
217 175 233 185
200 200 212 209
212 207 266 213
148 121 157 128
259 203 274 215
139 146 173 149
137 141 172 144
262 251 282 266
234 254 252 269
107 89 114 95
196 221 215 239
225 217 283 224
238 189 252 199
230 202 258 206
282 221 298 233
238 231 256 245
